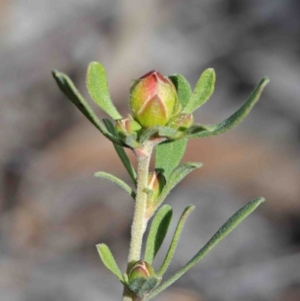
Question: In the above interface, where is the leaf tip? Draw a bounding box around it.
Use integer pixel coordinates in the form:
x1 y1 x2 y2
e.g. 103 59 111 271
52 70 62 79
256 196 266 204
249 196 266 211
87 61 105 75
261 77 270 86
190 205 196 210
206 67 215 74
89 61 98 66
205 68 216 79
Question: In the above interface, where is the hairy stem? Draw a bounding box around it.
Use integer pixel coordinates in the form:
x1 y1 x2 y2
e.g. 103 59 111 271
123 141 154 301
128 141 153 263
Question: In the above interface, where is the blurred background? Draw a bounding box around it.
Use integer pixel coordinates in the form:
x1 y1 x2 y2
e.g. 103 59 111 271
1 0 300 300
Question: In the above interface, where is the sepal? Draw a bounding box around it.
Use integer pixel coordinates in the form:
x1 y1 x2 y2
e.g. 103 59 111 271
127 260 161 298
168 113 194 132
115 116 142 149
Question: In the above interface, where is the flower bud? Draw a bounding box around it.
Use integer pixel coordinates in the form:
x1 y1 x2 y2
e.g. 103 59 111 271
115 117 142 139
130 71 179 128
128 260 155 282
146 171 165 207
168 113 194 131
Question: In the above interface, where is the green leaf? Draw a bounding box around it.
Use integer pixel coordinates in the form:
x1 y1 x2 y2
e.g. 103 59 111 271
139 127 160 143
52 70 121 145
157 205 195 277
146 197 265 300
169 74 192 109
154 162 203 209
103 119 137 185
123 135 140 149
139 127 179 143
96 243 123 281
128 276 160 298
86 62 122 120
94 171 135 199
157 127 178 139
155 139 188 180
182 68 216 114
144 205 173 264
187 77 270 138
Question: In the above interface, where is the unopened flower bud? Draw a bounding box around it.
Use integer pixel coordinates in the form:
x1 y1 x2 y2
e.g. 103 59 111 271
146 172 165 207
115 117 142 139
130 71 179 128
168 113 194 131
128 260 155 282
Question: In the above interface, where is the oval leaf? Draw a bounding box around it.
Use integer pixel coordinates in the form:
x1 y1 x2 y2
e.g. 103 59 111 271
169 74 192 109
87 62 122 120
183 68 216 114
155 139 188 181
144 205 173 264
96 243 123 281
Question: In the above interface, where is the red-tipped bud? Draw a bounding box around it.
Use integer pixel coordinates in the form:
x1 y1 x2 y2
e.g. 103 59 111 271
115 117 142 138
130 71 179 128
168 113 194 131
146 171 165 207
128 260 156 281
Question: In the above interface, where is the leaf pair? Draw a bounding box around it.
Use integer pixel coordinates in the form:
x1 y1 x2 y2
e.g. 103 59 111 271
145 197 265 300
54 61 121 122
52 63 124 145
145 204 195 278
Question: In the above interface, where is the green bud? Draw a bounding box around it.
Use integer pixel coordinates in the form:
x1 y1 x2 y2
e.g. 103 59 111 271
146 172 165 207
130 71 179 128
128 260 160 298
128 260 156 281
168 113 194 131
115 117 142 139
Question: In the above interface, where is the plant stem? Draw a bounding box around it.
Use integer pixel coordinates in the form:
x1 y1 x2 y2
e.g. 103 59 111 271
123 141 153 301
128 140 153 263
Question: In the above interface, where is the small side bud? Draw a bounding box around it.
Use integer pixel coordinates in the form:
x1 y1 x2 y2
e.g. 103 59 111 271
128 260 160 298
128 260 155 281
168 113 194 131
146 172 165 207
115 117 142 139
